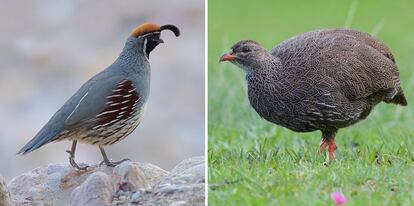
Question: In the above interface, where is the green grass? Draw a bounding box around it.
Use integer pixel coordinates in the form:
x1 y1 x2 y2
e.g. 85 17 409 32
208 0 414 205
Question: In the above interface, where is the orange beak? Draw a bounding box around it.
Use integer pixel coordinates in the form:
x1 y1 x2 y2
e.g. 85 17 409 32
219 52 235 62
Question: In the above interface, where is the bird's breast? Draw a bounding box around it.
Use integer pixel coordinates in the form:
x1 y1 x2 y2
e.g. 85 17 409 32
247 79 319 132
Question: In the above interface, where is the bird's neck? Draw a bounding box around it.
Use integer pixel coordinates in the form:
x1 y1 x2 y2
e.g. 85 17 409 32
246 53 282 76
115 37 149 74
261 53 282 71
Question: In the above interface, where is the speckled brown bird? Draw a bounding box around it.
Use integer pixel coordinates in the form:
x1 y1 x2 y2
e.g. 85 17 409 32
220 29 407 160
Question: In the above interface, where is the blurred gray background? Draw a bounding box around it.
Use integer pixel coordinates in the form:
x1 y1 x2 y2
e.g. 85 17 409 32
0 0 205 181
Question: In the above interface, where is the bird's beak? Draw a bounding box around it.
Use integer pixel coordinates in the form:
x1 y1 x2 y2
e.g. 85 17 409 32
147 34 164 44
219 52 235 62
152 37 164 44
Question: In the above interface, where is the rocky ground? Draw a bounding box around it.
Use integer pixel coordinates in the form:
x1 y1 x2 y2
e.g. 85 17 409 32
0 156 204 206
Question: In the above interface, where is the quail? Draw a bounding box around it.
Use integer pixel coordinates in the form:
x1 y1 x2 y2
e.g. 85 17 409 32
220 29 407 160
18 23 180 169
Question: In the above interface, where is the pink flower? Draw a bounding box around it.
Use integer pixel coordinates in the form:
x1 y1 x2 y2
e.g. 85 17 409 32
331 191 347 205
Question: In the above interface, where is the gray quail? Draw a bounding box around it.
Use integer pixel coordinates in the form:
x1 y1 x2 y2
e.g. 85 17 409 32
18 23 180 169
220 29 407 160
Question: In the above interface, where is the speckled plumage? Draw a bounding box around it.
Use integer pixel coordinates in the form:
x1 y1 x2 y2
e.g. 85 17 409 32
221 29 407 160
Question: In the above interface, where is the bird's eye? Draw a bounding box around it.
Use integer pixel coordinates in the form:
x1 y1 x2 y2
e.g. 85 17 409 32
242 47 251 53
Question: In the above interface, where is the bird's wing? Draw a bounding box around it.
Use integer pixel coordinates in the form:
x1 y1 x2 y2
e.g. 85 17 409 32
320 29 396 63
17 73 144 155
17 74 125 154
65 75 140 130
271 30 400 101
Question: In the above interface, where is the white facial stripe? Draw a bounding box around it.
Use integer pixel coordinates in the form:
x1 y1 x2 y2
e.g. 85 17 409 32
143 38 149 61
143 38 148 54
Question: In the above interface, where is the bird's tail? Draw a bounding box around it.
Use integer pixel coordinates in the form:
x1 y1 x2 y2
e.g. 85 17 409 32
17 128 59 155
391 89 408 106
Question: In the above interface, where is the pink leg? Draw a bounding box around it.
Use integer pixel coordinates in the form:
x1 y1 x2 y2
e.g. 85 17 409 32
320 130 338 160
327 138 337 160
319 139 329 153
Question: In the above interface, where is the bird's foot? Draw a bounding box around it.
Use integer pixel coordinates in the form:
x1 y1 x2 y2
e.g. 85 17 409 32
319 139 337 161
66 150 89 171
99 158 131 167
328 141 337 161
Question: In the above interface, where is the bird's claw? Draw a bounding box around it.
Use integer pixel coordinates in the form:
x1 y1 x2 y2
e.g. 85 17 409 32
67 151 89 171
99 158 131 167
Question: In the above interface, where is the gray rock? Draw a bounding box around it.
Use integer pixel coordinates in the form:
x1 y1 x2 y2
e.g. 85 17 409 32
169 201 189 206
158 183 183 194
0 174 13 206
7 157 204 205
112 162 149 192
71 172 113 206
130 191 141 203
133 162 170 185
171 156 204 174
160 156 205 185
8 163 87 205
136 156 205 206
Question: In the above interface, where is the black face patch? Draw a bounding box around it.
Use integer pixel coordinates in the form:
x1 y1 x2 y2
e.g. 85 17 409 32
144 33 162 58
145 40 159 58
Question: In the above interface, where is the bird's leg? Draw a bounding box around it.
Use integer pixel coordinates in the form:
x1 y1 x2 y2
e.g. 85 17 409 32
99 146 131 167
319 139 329 153
327 139 337 161
66 140 89 170
320 130 338 161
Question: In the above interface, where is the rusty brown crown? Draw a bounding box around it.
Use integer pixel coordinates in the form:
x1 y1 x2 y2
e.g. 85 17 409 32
131 23 180 37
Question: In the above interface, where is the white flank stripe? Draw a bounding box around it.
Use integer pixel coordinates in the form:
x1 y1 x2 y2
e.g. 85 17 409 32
121 100 130 104
101 119 118 127
106 94 123 98
118 79 128 85
124 94 133 98
96 109 119 117
92 125 102 130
